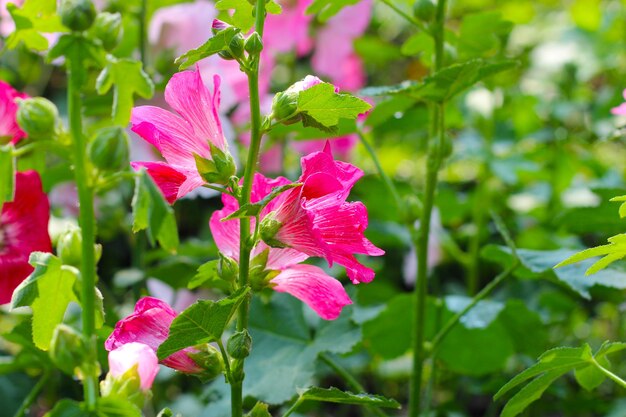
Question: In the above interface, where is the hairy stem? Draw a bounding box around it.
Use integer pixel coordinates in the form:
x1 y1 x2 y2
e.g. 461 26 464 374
68 58 99 412
408 0 447 415
232 1 267 416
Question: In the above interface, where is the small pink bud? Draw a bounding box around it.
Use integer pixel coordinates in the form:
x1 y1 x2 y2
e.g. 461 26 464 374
212 19 230 34
108 342 159 390
290 75 324 92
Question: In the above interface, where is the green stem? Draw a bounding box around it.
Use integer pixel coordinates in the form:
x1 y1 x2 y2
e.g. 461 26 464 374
139 0 148 68
357 129 404 219
232 2 267 416
319 353 388 417
378 0 427 32
217 339 232 382
68 57 99 412
408 1 447 416
592 358 626 390
282 397 304 417
429 262 519 353
13 371 50 417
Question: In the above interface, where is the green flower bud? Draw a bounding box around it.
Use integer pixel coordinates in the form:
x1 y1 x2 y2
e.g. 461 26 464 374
49 324 86 377
91 12 122 51
218 253 239 283
259 214 286 248
16 97 59 140
244 32 263 55
59 0 97 31
228 33 245 59
227 330 252 360
271 91 300 125
57 227 83 267
218 50 236 61
187 344 224 381
413 0 436 22
194 144 237 185
88 126 129 171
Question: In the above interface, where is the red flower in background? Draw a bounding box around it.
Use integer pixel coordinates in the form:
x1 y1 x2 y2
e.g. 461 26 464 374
0 80 28 144
0 171 52 304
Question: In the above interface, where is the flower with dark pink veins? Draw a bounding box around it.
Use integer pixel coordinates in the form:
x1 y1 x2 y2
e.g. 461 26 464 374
0 80 28 144
261 143 384 284
130 69 234 203
209 173 352 320
105 297 205 374
1 170 52 305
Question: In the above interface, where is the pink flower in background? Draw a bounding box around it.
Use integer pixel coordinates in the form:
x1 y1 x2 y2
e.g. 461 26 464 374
108 342 159 390
1 171 52 305
209 173 352 320
0 81 28 144
105 297 204 374
130 69 228 203
264 0 313 57
266 143 384 284
0 0 24 39
611 89 626 116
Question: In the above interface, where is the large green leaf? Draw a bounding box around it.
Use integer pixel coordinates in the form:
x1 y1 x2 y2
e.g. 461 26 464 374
96 57 154 126
175 27 240 70
11 252 79 350
297 82 371 129
298 387 400 408
131 169 179 252
157 288 249 359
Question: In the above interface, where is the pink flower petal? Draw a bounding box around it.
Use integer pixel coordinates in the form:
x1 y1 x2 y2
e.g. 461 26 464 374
611 102 626 116
271 264 352 320
131 161 206 204
0 80 28 144
108 342 159 390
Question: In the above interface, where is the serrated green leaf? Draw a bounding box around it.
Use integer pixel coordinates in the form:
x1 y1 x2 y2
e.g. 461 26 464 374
96 57 154 126
246 402 271 417
11 252 79 350
5 0 66 51
305 0 360 21
298 387 400 408
215 0 255 31
175 26 240 70
555 234 626 275
157 288 249 359
500 369 568 417
131 170 179 252
297 82 371 129
0 145 15 210
595 341 626 358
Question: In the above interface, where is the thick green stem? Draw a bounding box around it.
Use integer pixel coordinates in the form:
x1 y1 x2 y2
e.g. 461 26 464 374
408 1 447 416
231 2 267 416
68 59 99 412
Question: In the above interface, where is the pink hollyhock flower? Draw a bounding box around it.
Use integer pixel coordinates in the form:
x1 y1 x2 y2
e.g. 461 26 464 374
0 80 28 144
209 173 352 320
263 0 314 58
264 143 384 284
108 342 159 391
130 69 230 203
611 89 626 116
105 297 204 374
1 170 52 305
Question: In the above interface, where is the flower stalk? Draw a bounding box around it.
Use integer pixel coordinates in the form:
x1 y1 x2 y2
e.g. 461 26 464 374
67 51 99 411
409 0 447 415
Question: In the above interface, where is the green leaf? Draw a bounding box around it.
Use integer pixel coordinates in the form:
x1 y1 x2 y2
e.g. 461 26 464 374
157 288 249 360
269 118 358 141
188 260 231 292
5 0 66 51
215 0 255 31
44 399 84 417
298 387 400 408
96 397 142 417
306 0 360 21
500 369 567 417
246 402 272 417
222 183 301 220
575 358 608 391
0 145 15 210
362 294 414 359
48 34 105 75
297 82 371 129
96 57 154 126
457 12 513 57
555 234 626 275
361 59 518 102
176 26 240 70
11 252 79 350
131 169 179 252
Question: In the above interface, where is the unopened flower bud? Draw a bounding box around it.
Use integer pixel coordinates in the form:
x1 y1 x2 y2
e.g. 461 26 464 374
212 19 230 35
57 227 83 267
244 32 263 55
16 97 59 140
194 144 236 185
272 75 324 124
59 0 97 31
88 126 129 171
91 12 122 51
218 253 239 282
259 214 286 248
50 324 85 377
227 330 252 360
187 344 223 381
413 0 436 22
228 33 245 59
218 50 236 60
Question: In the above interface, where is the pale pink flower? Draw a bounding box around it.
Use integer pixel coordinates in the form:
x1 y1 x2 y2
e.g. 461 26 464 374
267 143 384 284
263 0 314 57
611 89 626 116
1 171 52 305
105 297 204 374
0 80 28 144
108 342 159 390
209 173 352 320
130 69 228 203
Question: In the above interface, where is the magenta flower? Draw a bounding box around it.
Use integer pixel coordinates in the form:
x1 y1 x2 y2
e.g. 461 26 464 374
209 173 352 320
130 69 230 203
264 143 384 284
105 297 204 374
108 342 159 391
611 89 626 116
1 171 52 305
0 80 28 144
